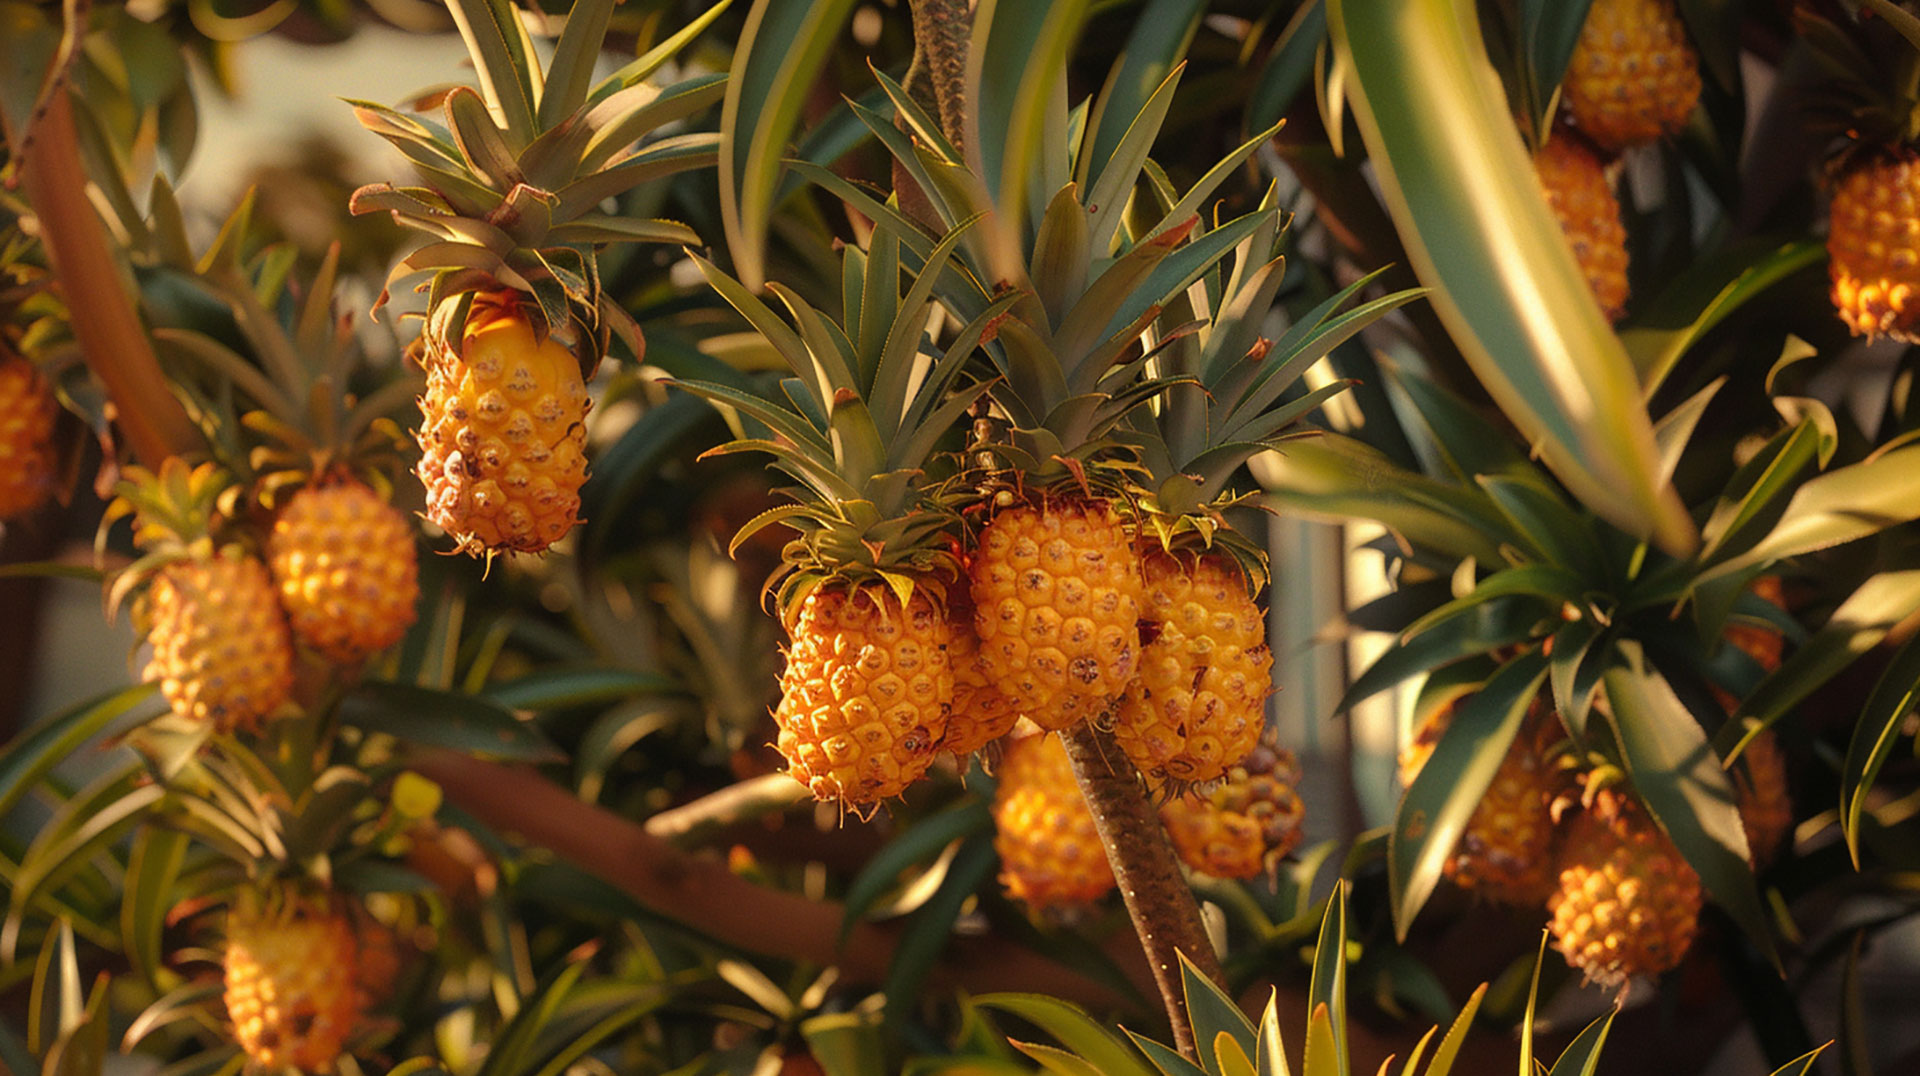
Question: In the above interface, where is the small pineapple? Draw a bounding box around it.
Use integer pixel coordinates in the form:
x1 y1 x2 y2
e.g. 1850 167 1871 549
1401 700 1563 905
1536 134 1630 321
1734 729 1791 869
1160 736 1305 880
968 498 1143 729
1562 0 1701 150
112 460 294 733
775 587 952 804
269 480 419 664
1114 550 1271 786
1548 795 1703 988
992 730 1114 909
414 292 589 555
224 893 361 1073
0 351 57 520
1829 152 1920 342
940 600 1021 763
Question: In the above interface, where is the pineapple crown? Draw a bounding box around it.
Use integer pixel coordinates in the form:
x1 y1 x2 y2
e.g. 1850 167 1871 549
348 0 728 368
670 221 1000 616
797 61 1288 492
1797 0 1920 167
99 458 251 616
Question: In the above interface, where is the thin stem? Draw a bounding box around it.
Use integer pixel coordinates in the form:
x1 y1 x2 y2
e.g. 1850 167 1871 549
1058 720 1224 1060
15 92 200 467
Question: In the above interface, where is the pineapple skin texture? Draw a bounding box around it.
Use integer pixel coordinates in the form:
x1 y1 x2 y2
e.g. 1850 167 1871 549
0 353 58 520
269 483 420 663
940 613 1021 761
224 903 361 1073
142 548 294 733
1735 729 1791 869
1401 705 1562 905
1829 154 1920 343
775 586 952 805
1563 0 1700 150
416 308 589 554
968 501 1143 729
992 732 1114 908
1537 136 1630 321
1162 738 1307 884
1115 551 1271 785
1161 792 1268 880
1548 805 1703 988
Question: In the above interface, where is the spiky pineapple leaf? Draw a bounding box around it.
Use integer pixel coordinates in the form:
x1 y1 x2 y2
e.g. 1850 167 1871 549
1258 435 1508 566
1248 1 1327 133
1619 240 1823 397
444 0 540 151
839 799 991 944
719 0 860 290
1390 652 1547 938
1840 625 1920 865
1545 1010 1616 1076
1700 443 1920 582
3 773 164 964
1304 890 1349 1076
0 684 162 825
883 835 998 1031
1411 983 1484 1076
1603 643 1776 969
1696 420 1825 568
120 827 187 994
1342 599 1543 712
1329 0 1696 558
339 681 565 763
1729 567 1920 741
977 995 1152 1076
969 0 1091 245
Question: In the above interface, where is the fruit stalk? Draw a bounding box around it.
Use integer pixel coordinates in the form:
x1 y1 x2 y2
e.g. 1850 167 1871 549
14 92 199 466
1059 720 1225 1060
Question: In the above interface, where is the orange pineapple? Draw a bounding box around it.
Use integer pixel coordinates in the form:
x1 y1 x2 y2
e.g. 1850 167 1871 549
940 602 1021 762
1401 700 1563 905
0 352 57 520
992 730 1114 909
1536 134 1630 320
224 894 360 1073
1548 794 1702 988
269 480 419 664
1562 0 1701 150
1161 736 1305 880
1829 152 1920 343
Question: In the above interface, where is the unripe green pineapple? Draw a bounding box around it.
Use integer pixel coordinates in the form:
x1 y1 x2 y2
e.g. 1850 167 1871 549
993 730 1114 909
1562 0 1701 150
224 895 361 1073
1548 795 1702 988
269 480 419 663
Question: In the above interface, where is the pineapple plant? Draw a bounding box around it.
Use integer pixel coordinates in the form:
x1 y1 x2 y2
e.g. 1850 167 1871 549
1548 790 1703 989
992 729 1114 910
1400 696 1564 905
224 889 363 1073
0 350 57 521
1561 0 1702 150
107 459 294 733
1160 734 1306 880
350 0 721 555
670 222 999 808
1535 132 1630 321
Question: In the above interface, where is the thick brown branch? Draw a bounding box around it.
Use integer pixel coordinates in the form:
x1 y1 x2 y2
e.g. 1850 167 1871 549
408 749 1144 1009
1058 721 1223 1060
16 93 199 467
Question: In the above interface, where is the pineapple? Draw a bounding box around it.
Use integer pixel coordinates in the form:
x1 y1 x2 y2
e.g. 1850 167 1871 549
940 596 1021 763
1734 728 1791 869
224 893 361 1073
110 460 294 733
1562 0 1701 150
1548 794 1703 988
269 480 419 664
1829 152 1920 342
1160 736 1305 880
1536 134 1630 321
1401 699 1563 905
1115 550 1271 785
672 225 993 809
992 730 1114 909
0 351 57 520
413 291 589 554
351 1 718 555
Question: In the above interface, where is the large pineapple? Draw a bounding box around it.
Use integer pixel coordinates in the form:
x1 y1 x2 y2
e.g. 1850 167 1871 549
993 730 1114 909
110 460 294 733
1562 0 1701 150
224 892 361 1073
1548 793 1703 988
673 227 992 809
1161 735 1305 880
1401 698 1564 905
1536 133 1630 321
0 351 57 520
351 1 717 555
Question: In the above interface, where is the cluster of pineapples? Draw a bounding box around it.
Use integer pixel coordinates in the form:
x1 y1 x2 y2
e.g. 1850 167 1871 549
1401 584 1795 989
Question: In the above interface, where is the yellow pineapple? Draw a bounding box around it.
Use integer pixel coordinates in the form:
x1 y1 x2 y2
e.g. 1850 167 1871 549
1562 0 1701 150
1401 699 1563 905
1114 550 1271 785
269 480 419 664
775 588 952 804
224 894 361 1073
0 352 57 520
1160 736 1305 880
940 600 1021 763
992 730 1114 909
1548 794 1702 988
1829 152 1920 342
112 460 294 734
1536 134 1630 321
415 292 589 555
968 498 1143 729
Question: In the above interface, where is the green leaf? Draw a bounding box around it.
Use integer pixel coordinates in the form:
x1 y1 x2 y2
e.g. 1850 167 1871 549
0 684 162 825
1603 643 1776 969
978 994 1150 1076
474 956 589 1076
1517 0 1594 140
1248 2 1328 134
1840 626 1920 865
969 0 1091 245
339 681 564 763
4 781 164 963
1391 652 1547 938
120 828 188 993
1619 240 1824 397
1702 444 1920 582
1303 890 1349 1076
1341 600 1543 712
719 0 860 290
1083 0 1204 195
536 0 617 128
1011 1040 1119 1076
1696 420 1822 568
1544 1009 1616 1076
483 668 677 711
882 835 998 1029
841 799 991 944
1180 949 1256 1075
443 0 541 151
1329 0 1696 557
1476 474 1596 573
1258 436 1507 565
1125 1029 1213 1076
1414 982 1485 1076
803 1010 890 1076
1732 569 1920 737
1766 1046 1828 1076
